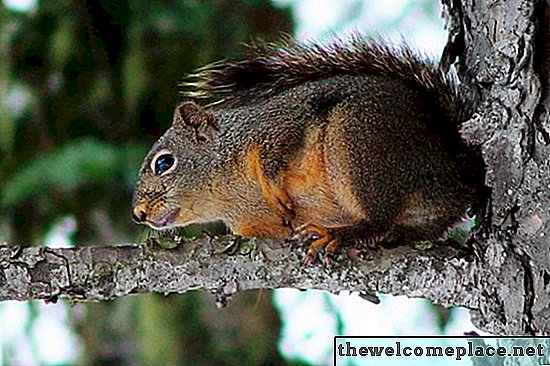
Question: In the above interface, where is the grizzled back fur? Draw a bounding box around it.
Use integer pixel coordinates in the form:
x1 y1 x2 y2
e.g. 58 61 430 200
181 35 471 125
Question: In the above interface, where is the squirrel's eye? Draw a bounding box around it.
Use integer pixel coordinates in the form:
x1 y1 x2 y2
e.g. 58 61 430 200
154 153 175 175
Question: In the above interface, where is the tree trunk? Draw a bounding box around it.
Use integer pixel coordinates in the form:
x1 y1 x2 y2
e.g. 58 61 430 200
445 0 550 334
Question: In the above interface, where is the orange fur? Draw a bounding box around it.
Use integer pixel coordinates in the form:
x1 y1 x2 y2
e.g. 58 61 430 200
235 128 368 246
246 146 295 222
235 219 289 238
282 128 363 228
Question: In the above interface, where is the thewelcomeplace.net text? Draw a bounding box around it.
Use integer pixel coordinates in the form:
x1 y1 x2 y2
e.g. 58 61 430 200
337 341 545 361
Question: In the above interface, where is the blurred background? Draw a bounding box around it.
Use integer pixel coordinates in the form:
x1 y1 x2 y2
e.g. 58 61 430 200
0 0 481 365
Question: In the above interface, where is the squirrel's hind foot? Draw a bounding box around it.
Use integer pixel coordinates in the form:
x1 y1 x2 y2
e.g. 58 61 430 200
290 221 388 265
290 222 341 266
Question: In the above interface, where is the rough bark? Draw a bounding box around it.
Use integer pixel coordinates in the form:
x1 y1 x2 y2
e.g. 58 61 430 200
0 238 475 305
0 234 536 335
1 0 549 336
443 0 550 335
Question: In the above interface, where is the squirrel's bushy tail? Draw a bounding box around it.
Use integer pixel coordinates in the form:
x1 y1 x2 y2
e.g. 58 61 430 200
182 35 472 126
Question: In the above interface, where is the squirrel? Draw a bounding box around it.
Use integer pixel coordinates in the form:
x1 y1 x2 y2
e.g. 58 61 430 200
131 36 486 265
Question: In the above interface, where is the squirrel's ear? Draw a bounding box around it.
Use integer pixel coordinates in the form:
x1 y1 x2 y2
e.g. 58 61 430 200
174 102 219 143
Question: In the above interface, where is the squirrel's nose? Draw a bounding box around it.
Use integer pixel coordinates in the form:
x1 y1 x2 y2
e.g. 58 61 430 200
132 204 148 223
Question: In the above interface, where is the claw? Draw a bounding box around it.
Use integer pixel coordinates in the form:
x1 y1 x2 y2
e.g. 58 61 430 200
283 217 294 231
290 222 340 266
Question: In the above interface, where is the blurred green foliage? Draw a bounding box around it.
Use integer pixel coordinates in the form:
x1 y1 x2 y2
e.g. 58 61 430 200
2 138 146 207
0 0 294 364
0 0 292 246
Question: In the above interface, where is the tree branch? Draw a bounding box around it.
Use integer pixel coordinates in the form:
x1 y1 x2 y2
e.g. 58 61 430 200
0 235 534 334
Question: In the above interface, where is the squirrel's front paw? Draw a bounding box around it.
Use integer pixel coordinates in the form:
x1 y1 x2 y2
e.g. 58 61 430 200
290 222 340 266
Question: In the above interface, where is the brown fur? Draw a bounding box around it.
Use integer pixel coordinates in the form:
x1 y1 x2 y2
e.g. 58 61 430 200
132 36 486 264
